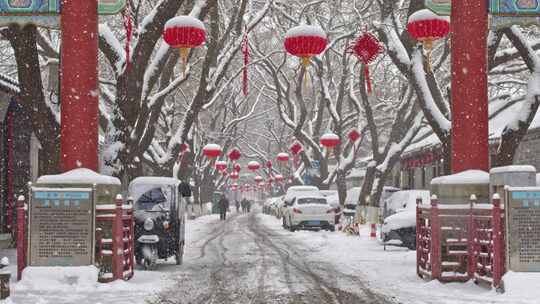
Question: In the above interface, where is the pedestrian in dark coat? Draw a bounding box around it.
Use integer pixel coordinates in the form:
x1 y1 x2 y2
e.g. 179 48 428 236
218 195 229 220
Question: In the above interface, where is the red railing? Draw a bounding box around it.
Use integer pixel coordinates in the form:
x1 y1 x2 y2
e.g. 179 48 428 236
416 194 505 289
16 194 134 283
95 195 134 283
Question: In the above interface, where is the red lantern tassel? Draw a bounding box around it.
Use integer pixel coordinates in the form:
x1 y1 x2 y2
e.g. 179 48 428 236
242 29 249 96
364 65 372 94
122 2 133 72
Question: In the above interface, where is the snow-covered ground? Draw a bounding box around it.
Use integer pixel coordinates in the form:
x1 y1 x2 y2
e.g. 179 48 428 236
2 208 540 303
258 213 540 304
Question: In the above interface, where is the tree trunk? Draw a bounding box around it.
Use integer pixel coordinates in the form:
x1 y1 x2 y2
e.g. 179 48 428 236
336 169 347 206
358 165 376 206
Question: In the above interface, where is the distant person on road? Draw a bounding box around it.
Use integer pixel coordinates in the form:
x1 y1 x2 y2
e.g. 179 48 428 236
218 194 229 220
241 198 248 213
235 199 240 213
246 200 252 213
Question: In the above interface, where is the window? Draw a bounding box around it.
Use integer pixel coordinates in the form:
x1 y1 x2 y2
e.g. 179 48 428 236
297 198 326 205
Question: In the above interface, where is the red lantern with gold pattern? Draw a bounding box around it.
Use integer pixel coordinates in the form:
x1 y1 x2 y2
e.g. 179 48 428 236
284 25 327 68
407 9 450 68
163 16 206 71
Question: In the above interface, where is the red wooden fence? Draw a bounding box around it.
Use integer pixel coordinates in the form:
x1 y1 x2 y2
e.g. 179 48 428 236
416 194 505 289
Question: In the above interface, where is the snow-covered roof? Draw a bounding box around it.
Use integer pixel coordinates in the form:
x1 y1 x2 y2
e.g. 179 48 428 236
403 97 540 156
129 176 180 186
490 165 536 174
37 168 121 185
431 170 489 185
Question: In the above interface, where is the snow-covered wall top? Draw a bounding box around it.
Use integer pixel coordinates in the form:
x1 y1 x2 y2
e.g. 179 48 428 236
285 25 326 39
37 168 121 185
490 165 537 174
165 15 205 30
431 170 489 185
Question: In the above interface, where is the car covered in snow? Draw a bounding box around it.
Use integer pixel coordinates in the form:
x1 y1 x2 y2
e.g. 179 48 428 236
263 196 282 215
280 185 320 223
282 194 335 232
381 190 430 250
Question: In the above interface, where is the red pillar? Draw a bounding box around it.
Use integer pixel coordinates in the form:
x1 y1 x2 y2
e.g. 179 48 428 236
60 0 99 172
430 196 441 280
451 0 489 173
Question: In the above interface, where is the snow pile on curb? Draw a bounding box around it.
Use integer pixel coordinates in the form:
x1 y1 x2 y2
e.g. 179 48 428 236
17 266 99 291
502 271 540 299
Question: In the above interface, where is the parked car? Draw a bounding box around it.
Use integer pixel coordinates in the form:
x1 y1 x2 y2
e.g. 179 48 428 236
282 194 335 231
381 190 430 250
319 190 342 224
281 186 320 225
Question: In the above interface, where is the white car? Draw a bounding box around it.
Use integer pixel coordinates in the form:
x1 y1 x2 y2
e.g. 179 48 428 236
280 185 320 222
282 194 335 232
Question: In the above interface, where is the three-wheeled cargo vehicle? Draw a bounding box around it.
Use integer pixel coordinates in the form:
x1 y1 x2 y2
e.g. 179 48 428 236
129 177 191 270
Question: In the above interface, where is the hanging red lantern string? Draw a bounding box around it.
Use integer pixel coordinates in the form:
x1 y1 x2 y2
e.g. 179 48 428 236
122 1 133 71
242 27 249 96
348 32 382 94
233 163 242 173
277 152 290 166
215 160 228 171
284 25 327 85
202 144 222 163
407 9 450 70
163 16 206 73
247 161 261 172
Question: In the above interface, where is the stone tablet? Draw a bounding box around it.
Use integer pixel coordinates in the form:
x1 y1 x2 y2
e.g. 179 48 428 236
28 187 95 266
506 188 540 272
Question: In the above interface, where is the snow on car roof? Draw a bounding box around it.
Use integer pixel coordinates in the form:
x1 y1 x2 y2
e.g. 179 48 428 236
287 185 319 192
294 193 325 200
37 168 121 185
130 176 181 186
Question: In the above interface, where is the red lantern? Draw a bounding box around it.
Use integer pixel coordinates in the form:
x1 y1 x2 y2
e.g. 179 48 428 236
230 171 239 180
276 152 290 164
348 129 361 142
290 142 303 155
163 16 206 71
275 174 284 182
215 160 227 171
284 25 327 68
221 170 229 177
247 161 261 171
407 9 450 69
348 32 382 93
228 148 241 161
320 133 340 148
254 176 263 183
233 163 241 172
266 160 273 169
202 144 222 159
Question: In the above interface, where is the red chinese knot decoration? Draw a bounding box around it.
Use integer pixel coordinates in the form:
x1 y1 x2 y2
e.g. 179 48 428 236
163 16 206 72
290 142 303 156
284 25 327 68
407 9 450 69
348 129 361 142
348 32 382 94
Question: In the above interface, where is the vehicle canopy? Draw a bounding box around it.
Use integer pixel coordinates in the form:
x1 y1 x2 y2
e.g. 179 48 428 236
384 190 430 213
129 177 182 212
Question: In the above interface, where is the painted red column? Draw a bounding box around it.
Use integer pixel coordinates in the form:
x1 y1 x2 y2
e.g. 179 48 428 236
60 0 99 172
451 0 489 173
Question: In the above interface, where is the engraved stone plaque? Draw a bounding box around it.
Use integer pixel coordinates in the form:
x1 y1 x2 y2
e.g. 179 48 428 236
28 187 95 266
506 188 540 272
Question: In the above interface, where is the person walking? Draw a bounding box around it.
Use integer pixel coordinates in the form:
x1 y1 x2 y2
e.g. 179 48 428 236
218 194 229 220
235 199 240 213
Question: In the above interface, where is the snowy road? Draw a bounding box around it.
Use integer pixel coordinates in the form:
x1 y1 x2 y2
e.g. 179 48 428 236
152 211 391 304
